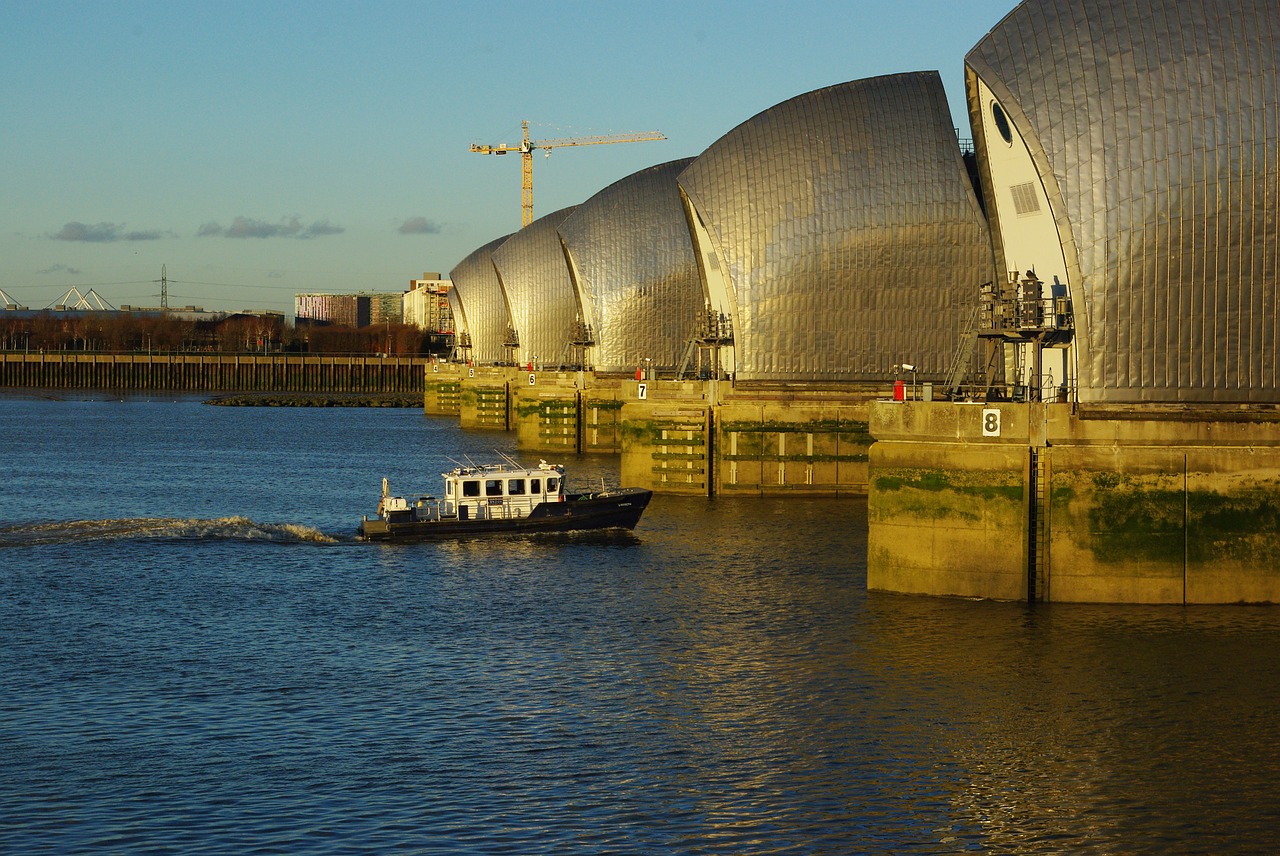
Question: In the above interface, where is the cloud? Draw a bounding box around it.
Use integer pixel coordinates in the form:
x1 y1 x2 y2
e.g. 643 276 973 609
51 221 167 242
304 220 344 238
38 263 82 275
228 217 297 239
198 216 345 239
398 216 442 235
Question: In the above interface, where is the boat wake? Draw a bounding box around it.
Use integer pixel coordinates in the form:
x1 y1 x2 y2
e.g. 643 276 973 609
0 517 339 547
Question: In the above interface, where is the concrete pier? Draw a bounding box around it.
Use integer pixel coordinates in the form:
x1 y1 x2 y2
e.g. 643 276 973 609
868 401 1280 604
512 373 624 454
619 380 877 496
423 362 463 416
457 366 514 431
434 371 877 496
620 381 714 495
441 367 628 452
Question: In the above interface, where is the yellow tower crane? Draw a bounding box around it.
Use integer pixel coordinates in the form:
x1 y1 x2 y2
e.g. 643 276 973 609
471 120 665 227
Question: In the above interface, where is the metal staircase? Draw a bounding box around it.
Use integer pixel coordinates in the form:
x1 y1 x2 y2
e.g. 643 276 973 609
942 303 983 398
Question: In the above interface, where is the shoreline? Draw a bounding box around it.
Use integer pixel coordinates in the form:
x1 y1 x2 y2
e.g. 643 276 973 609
205 392 421 407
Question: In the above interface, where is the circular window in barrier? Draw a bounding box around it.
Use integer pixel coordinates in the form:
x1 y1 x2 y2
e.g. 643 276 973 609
992 101 1013 145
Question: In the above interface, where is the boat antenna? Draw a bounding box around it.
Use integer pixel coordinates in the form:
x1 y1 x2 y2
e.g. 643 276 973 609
497 451 521 467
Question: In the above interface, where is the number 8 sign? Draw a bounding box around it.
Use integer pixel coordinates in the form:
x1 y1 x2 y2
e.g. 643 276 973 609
981 408 1001 437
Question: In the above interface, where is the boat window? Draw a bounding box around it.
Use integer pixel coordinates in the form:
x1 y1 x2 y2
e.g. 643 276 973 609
446 481 453 497
508 479 526 495
485 479 504 497
530 478 541 494
462 480 481 497
547 477 558 493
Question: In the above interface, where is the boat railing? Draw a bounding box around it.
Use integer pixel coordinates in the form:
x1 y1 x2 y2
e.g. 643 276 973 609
401 495 441 521
462 496 549 521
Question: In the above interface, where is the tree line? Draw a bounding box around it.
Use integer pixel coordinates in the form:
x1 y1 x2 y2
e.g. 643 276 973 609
0 312 450 356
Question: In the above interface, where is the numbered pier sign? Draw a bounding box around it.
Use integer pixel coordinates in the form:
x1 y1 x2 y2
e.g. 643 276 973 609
981 408 1001 437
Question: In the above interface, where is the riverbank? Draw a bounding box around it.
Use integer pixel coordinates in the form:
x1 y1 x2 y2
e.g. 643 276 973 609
205 392 421 407
0 352 428 394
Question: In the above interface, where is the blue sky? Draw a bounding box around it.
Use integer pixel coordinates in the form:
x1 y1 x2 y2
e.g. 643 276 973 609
2 0 1016 315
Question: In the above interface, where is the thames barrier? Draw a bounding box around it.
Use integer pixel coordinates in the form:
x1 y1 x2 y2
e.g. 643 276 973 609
8 0 1280 605
430 0 1280 605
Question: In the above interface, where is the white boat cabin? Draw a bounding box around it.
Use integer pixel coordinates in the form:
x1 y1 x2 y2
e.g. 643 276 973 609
377 460 567 524
440 461 565 521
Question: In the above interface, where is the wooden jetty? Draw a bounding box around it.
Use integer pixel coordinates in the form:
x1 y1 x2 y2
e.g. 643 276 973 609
0 353 428 393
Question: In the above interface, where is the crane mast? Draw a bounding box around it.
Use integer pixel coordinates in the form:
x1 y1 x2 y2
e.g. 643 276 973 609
471 120 665 227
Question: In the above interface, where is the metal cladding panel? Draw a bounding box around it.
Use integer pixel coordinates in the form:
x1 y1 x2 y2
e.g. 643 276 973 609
559 159 702 373
445 288 467 343
492 206 579 367
676 72 994 383
967 0 1280 403
448 234 512 364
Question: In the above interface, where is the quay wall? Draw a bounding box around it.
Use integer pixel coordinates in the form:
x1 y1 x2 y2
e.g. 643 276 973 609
868 401 1280 604
0 352 427 393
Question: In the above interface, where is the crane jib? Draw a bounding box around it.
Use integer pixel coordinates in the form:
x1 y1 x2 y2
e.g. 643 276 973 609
471 119 665 226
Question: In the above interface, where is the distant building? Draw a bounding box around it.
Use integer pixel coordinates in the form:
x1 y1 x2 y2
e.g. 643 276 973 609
368 292 403 325
403 273 454 333
295 293 371 328
0 306 222 323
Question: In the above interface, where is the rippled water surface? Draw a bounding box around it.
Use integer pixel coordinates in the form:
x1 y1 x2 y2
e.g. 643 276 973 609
3 394 1280 853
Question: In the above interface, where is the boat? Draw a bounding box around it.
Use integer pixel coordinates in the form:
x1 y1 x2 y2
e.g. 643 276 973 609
357 458 653 542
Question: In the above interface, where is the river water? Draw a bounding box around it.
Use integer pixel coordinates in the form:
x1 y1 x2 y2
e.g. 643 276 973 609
2 394 1279 854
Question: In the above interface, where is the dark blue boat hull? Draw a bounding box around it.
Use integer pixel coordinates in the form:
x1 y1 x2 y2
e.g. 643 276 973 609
358 488 653 542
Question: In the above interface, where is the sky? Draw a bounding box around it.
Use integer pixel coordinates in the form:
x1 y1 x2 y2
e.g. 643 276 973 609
1 0 1018 316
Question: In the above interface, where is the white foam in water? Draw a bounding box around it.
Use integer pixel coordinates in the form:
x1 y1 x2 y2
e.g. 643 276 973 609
0 517 338 546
